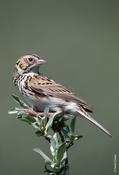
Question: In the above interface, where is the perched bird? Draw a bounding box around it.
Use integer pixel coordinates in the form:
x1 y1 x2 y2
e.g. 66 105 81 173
13 54 111 136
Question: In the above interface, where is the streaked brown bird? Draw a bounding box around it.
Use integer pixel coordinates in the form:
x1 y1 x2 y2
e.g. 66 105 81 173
13 54 111 137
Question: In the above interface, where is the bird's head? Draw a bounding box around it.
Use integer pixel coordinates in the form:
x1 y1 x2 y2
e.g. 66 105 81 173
15 54 47 74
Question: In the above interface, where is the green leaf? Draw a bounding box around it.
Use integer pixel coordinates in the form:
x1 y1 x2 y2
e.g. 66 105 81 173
33 148 53 164
61 126 70 137
70 116 76 133
53 111 62 121
50 133 59 157
32 122 41 129
56 143 66 164
20 114 36 124
26 115 36 123
40 117 47 129
41 107 49 127
12 94 28 108
45 111 61 134
35 130 43 136
8 109 18 114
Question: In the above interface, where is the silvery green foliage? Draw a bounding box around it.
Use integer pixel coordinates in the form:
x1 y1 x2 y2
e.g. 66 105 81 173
8 95 82 174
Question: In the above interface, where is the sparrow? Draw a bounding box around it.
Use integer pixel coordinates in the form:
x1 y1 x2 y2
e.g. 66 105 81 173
13 54 111 137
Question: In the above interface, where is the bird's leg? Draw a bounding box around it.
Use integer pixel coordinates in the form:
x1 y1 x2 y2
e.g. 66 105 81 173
25 108 40 116
19 107 55 117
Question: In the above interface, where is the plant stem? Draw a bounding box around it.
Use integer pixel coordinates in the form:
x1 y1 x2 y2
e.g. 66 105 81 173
44 152 69 175
61 151 69 175
45 118 69 175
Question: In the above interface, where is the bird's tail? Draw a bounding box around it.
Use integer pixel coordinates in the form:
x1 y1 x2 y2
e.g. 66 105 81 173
77 106 112 137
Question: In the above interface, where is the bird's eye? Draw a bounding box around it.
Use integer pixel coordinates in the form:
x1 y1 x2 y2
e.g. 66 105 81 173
28 57 33 62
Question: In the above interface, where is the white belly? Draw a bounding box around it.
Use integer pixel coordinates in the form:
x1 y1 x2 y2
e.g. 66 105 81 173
25 95 78 113
26 96 66 112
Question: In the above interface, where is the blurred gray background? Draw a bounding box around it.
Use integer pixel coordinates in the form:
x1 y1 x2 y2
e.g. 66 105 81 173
0 0 118 174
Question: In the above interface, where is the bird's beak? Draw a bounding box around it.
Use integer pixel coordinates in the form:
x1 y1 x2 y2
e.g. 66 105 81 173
38 57 47 65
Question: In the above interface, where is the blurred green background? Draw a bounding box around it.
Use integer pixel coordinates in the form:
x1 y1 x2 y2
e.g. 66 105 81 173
0 0 118 174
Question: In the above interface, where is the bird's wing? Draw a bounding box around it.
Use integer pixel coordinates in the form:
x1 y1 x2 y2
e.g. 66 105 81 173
28 75 93 113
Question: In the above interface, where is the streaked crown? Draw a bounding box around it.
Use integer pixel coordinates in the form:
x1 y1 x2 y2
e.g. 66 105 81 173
15 54 47 74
